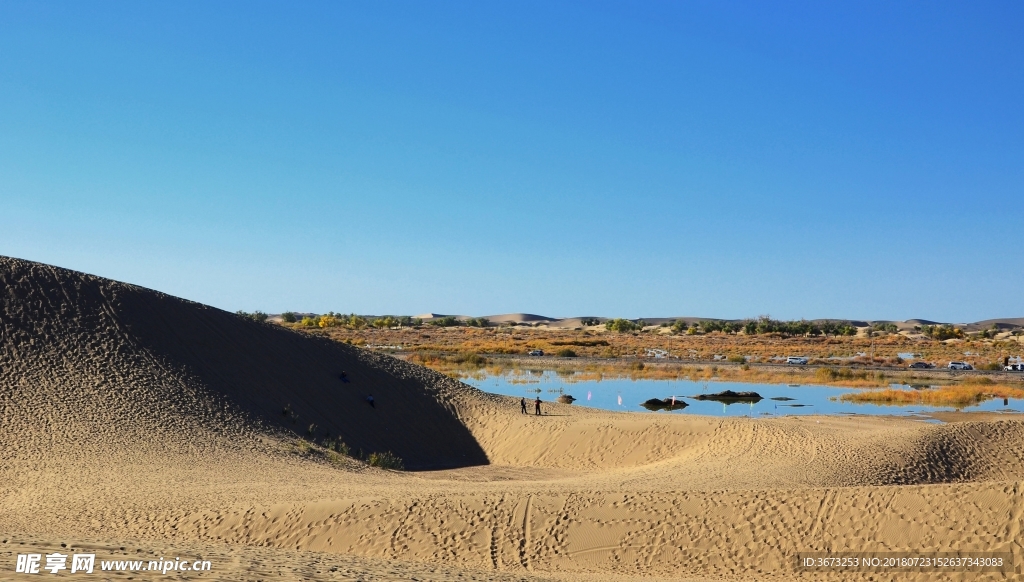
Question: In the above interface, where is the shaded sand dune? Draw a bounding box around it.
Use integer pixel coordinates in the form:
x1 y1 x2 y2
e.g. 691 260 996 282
2 256 1024 580
0 256 486 468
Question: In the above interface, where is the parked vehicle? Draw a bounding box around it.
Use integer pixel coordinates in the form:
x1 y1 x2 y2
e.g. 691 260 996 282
528 349 544 356
786 356 808 365
908 361 935 369
948 361 973 370
1005 364 1024 372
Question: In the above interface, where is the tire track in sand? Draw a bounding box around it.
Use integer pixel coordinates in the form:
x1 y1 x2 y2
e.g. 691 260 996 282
519 495 533 571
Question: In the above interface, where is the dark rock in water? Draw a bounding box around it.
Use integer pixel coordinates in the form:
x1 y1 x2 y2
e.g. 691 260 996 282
641 398 688 411
557 394 576 404
780 404 811 407
770 397 796 401
691 390 763 403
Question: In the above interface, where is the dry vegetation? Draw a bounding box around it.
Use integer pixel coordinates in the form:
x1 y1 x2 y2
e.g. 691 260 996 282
840 378 1024 406
415 358 902 388
273 320 1024 406
288 321 1017 363
284 321 1023 372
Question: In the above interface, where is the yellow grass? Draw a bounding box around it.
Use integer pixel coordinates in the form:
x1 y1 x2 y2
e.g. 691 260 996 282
418 358 894 387
287 323 1023 391
840 384 1024 406
295 322 1023 370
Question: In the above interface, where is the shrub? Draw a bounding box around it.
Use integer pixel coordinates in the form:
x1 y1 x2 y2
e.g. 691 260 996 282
323 439 351 457
551 339 609 347
368 451 404 470
372 316 403 329
920 324 964 340
739 316 856 338
695 320 741 334
236 310 268 323
451 352 488 366
815 367 869 383
430 316 460 327
318 315 339 328
605 318 640 333
280 312 297 323
671 320 689 334
466 317 490 327
556 348 578 358
727 355 745 363
580 318 600 326
300 316 318 327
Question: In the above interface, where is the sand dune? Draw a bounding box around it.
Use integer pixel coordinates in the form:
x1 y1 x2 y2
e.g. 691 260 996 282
410 313 1024 330
971 317 1024 330
0 256 487 469
2 256 1023 580
483 313 558 324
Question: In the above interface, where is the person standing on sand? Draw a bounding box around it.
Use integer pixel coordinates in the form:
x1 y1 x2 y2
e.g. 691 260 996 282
535 396 541 416
520 397 527 414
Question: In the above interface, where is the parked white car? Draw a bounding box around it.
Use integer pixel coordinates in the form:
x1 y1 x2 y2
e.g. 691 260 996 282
1005 364 1024 372
948 361 973 370
786 356 808 365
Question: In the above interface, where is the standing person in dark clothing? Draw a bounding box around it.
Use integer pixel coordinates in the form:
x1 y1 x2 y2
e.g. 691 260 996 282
534 396 541 416
520 397 527 414
366 394 375 408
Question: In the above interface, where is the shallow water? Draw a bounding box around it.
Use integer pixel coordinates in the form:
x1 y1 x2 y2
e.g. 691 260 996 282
463 371 1024 418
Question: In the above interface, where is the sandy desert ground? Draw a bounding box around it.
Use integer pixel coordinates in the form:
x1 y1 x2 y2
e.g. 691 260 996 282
2 256 1023 580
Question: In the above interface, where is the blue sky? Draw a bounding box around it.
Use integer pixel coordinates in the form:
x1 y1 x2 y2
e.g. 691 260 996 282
1 1 1021 321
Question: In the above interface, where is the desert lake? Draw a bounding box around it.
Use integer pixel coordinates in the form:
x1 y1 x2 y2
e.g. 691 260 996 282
464 370 1024 418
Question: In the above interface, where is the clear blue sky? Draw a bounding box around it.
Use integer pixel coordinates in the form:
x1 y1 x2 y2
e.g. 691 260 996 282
2 1 1021 321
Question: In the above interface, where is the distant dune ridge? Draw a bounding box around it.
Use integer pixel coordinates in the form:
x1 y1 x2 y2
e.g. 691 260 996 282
381 312 1023 331
3 255 1024 580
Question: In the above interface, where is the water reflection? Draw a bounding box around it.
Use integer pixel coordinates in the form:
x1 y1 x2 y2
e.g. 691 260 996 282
463 370 1024 418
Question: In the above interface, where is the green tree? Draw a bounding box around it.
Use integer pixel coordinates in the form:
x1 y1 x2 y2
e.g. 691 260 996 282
429 316 460 327
236 310 269 323
605 318 640 333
